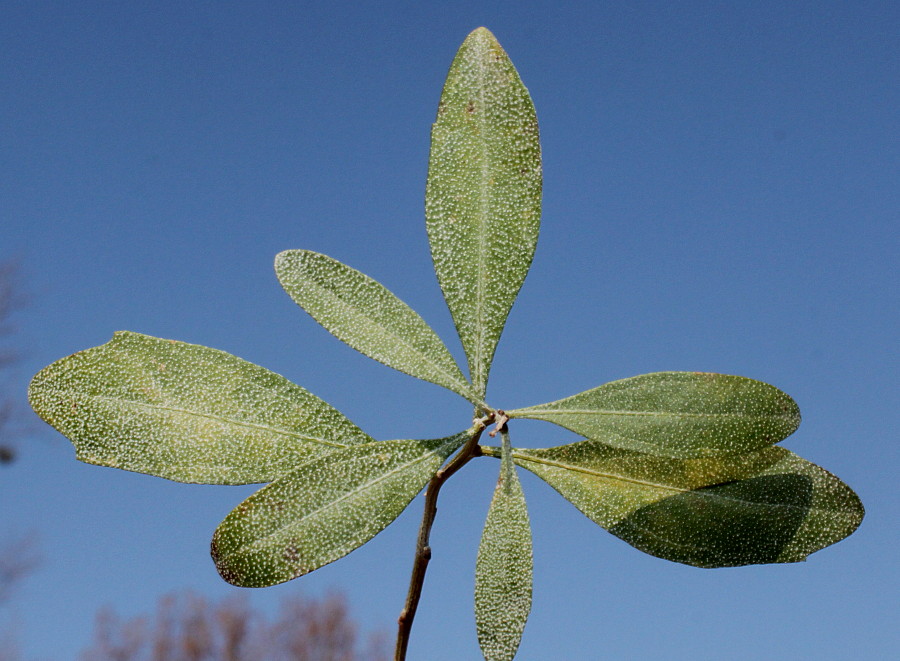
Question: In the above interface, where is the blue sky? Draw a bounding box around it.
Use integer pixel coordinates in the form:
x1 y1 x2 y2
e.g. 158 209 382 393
2 1 897 659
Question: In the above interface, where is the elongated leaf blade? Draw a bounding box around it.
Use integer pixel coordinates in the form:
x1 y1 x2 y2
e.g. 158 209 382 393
508 372 801 458
426 27 542 397
504 440 863 567
211 432 469 587
276 250 479 403
28 332 372 484
475 432 532 661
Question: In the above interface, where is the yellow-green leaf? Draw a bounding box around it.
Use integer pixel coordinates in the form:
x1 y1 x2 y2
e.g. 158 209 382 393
500 440 863 568
276 250 480 404
211 432 469 587
508 372 801 458
426 27 542 397
28 332 371 484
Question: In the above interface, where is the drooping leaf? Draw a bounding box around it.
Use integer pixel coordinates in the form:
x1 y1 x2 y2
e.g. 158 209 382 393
211 432 470 587
275 250 480 404
475 431 532 661
508 372 800 458
426 27 542 397
28 331 372 484
497 440 863 568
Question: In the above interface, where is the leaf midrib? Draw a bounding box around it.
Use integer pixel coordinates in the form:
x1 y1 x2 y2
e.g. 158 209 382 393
472 40 491 393
514 451 812 512
513 451 685 494
222 439 456 557
58 390 348 450
512 409 795 421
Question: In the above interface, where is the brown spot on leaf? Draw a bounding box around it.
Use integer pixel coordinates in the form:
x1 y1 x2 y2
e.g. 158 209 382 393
283 545 302 564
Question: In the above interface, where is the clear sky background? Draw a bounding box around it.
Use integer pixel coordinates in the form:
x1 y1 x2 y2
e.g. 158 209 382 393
2 1 897 659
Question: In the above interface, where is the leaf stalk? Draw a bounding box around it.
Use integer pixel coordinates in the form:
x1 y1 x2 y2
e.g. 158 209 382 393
394 415 492 660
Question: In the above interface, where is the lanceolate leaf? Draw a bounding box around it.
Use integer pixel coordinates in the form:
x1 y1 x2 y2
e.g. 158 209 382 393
498 440 863 568
28 332 372 484
276 250 481 404
475 431 532 661
508 372 801 458
426 27 542 397
211 432 470 588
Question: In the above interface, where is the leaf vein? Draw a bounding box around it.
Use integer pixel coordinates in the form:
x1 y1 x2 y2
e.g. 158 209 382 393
61 391 348 449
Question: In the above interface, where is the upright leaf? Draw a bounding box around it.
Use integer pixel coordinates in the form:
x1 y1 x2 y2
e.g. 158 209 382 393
508 372 801 458
502 440 863 567
475 431 532 661
426 27 542 397
211 432 470 587
28 332 372 484
276 250 480 404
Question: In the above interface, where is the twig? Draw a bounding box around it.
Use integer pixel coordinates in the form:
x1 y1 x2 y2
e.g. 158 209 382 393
488 410 508 437
395 416 491 660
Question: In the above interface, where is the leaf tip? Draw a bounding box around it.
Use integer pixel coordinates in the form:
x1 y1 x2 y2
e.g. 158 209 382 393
273 249 296 272
210 531 247 587
467 26 496 40
460 27 506 60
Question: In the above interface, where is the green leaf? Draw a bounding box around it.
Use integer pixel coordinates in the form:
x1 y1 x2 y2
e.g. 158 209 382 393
28 331 372 484
426 27 542 397
275 250 480 404
499 440 863 568
508 372 801 458
475 431 532 661
211 432 469 587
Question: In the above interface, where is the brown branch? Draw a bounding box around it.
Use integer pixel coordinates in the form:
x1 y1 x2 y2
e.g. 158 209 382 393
394 417 491 660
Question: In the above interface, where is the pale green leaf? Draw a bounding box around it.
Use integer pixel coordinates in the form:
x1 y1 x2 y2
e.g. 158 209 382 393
426 27 542 397
211 432 470 587
496 440 863 568
275 250 480 404
28 331 372 484
475 431 532 661
508 372 801 458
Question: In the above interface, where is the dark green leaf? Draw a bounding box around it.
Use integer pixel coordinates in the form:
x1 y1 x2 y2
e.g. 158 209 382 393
500 440 863 567
426 27 542 397
508 372 801 458
211 432 469 587
28 332 371 484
